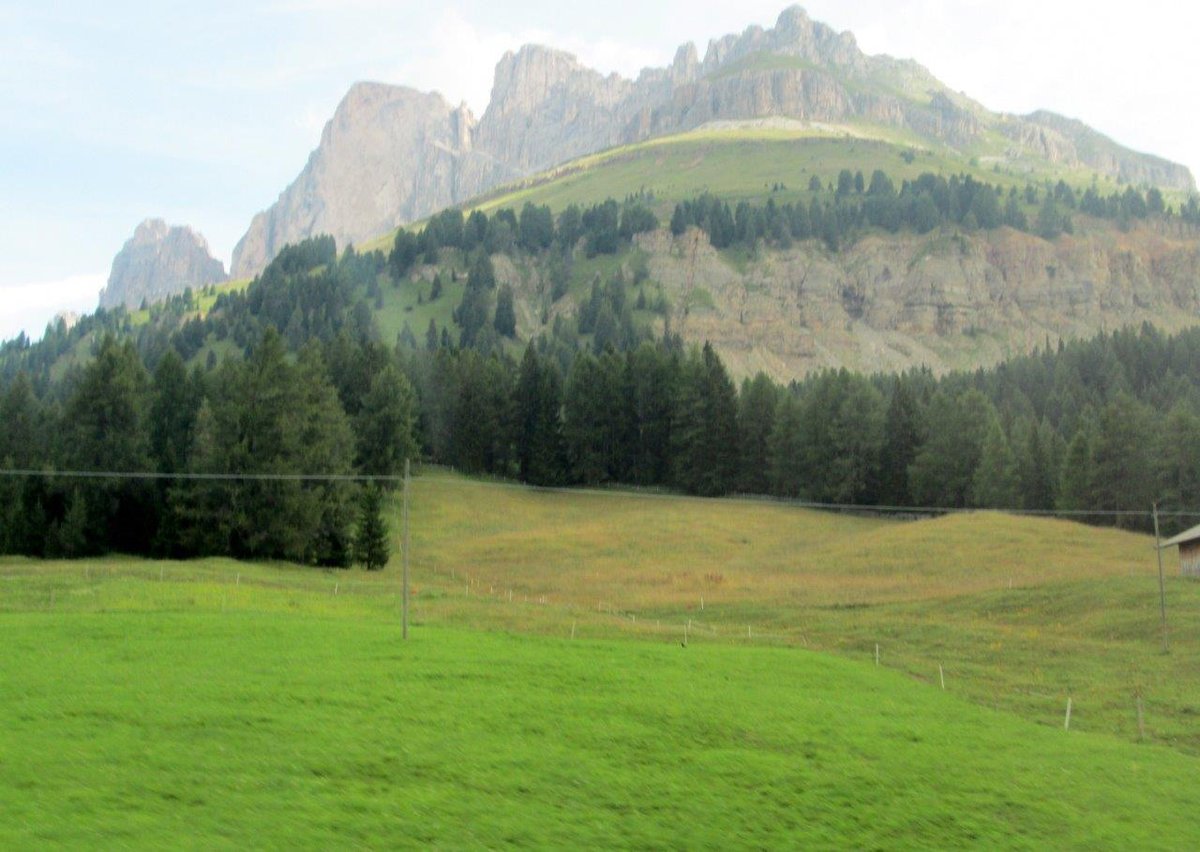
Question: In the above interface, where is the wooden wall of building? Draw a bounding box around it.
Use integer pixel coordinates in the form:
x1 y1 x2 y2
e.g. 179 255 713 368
1179 541 1200 577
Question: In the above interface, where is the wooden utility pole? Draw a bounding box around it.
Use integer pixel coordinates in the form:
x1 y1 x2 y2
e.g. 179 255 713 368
402 459 411 640
1153 503 1168 654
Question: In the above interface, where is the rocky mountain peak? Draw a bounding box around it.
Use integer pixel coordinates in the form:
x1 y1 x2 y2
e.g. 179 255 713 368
230 82 502 278
671 42 700 78
132 218 171 244
701 5 864 74
99 219 226 310
476 43 635 175
224 5 1196 280
487 45 622 120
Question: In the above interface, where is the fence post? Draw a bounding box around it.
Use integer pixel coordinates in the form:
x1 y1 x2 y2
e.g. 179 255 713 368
402 460 411 641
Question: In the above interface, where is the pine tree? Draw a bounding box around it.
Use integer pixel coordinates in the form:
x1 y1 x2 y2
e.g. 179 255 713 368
767 394 804 498
880 377 922 505
354 485 390 571
737 374 779 494
494 285 517 338
971 415 1019 508
909 390 993 508
355 364 419 480
672 344 739 496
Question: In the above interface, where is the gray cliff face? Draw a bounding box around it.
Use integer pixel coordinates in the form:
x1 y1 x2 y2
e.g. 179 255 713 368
1019 111 1195 191
476 46 637 174
630 223 1200 380
100 219 226 310
229 5 1196 278
231 83 516 278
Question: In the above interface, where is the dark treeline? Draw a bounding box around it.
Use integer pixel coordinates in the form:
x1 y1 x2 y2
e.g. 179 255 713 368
6 310 1200 563
0 328 412 566
406 320 1200 537
389 196 661 281
672 171 1193 252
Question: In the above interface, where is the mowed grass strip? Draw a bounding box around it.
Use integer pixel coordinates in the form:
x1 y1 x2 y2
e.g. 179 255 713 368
2 611 1199 848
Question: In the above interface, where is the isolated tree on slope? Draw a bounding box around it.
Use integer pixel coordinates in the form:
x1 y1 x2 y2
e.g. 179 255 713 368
354 485 390 571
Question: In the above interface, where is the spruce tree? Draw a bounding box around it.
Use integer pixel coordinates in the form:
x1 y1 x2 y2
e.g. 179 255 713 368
1015 418 1057 510
514 346 566 486
971 415 1019 509
767 393 805 498
354 485 390 571
1058 424 1096 513
494 285 517 338
737 374 779 495
355 364 419 480
880 377 922 506
672 344 739 496
909 390 992 508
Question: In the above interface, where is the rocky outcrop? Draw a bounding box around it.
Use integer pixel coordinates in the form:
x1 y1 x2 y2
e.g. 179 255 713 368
100 219 226 310
634 223 1200 379
475 46 635 173
231 83 516 278
1019 111 1195 191
229 5 1196 279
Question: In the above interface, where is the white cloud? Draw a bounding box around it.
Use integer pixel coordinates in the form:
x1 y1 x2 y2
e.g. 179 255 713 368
0 274 104 343
387 8 665 116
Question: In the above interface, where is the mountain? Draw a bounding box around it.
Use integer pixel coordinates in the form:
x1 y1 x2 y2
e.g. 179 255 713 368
99 219 226 310
231 84 516 281
230 5 1194 277
633 224 1200 378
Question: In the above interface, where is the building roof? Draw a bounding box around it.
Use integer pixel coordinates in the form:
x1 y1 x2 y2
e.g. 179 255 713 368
1160 522 1200 549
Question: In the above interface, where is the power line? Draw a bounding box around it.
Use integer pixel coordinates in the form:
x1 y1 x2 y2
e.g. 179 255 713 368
0 469 403 483
3 466 1199 519
418 471 1200 519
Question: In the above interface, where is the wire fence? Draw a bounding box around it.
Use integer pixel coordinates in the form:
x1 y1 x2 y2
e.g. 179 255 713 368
2 468 1196 749
5 466 1195 521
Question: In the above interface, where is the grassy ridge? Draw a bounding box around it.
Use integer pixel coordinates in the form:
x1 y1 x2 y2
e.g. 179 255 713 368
357 122 1129 257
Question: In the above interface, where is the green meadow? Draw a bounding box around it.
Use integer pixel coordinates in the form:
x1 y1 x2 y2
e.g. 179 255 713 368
2 471 1199 847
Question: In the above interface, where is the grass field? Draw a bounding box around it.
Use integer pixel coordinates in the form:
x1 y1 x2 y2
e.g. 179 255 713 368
3 471 1199 846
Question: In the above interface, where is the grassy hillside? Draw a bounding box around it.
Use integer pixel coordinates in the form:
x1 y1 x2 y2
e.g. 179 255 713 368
5 609 1200 847
408 475 1200 751
3 473 1199 844
359 123 1128 257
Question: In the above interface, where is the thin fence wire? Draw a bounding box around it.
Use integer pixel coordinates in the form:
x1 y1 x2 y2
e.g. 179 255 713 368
2 480 1191 744
3 466 1198 519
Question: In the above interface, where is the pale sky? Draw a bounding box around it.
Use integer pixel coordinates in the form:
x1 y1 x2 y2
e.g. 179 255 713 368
3 0 1198 341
